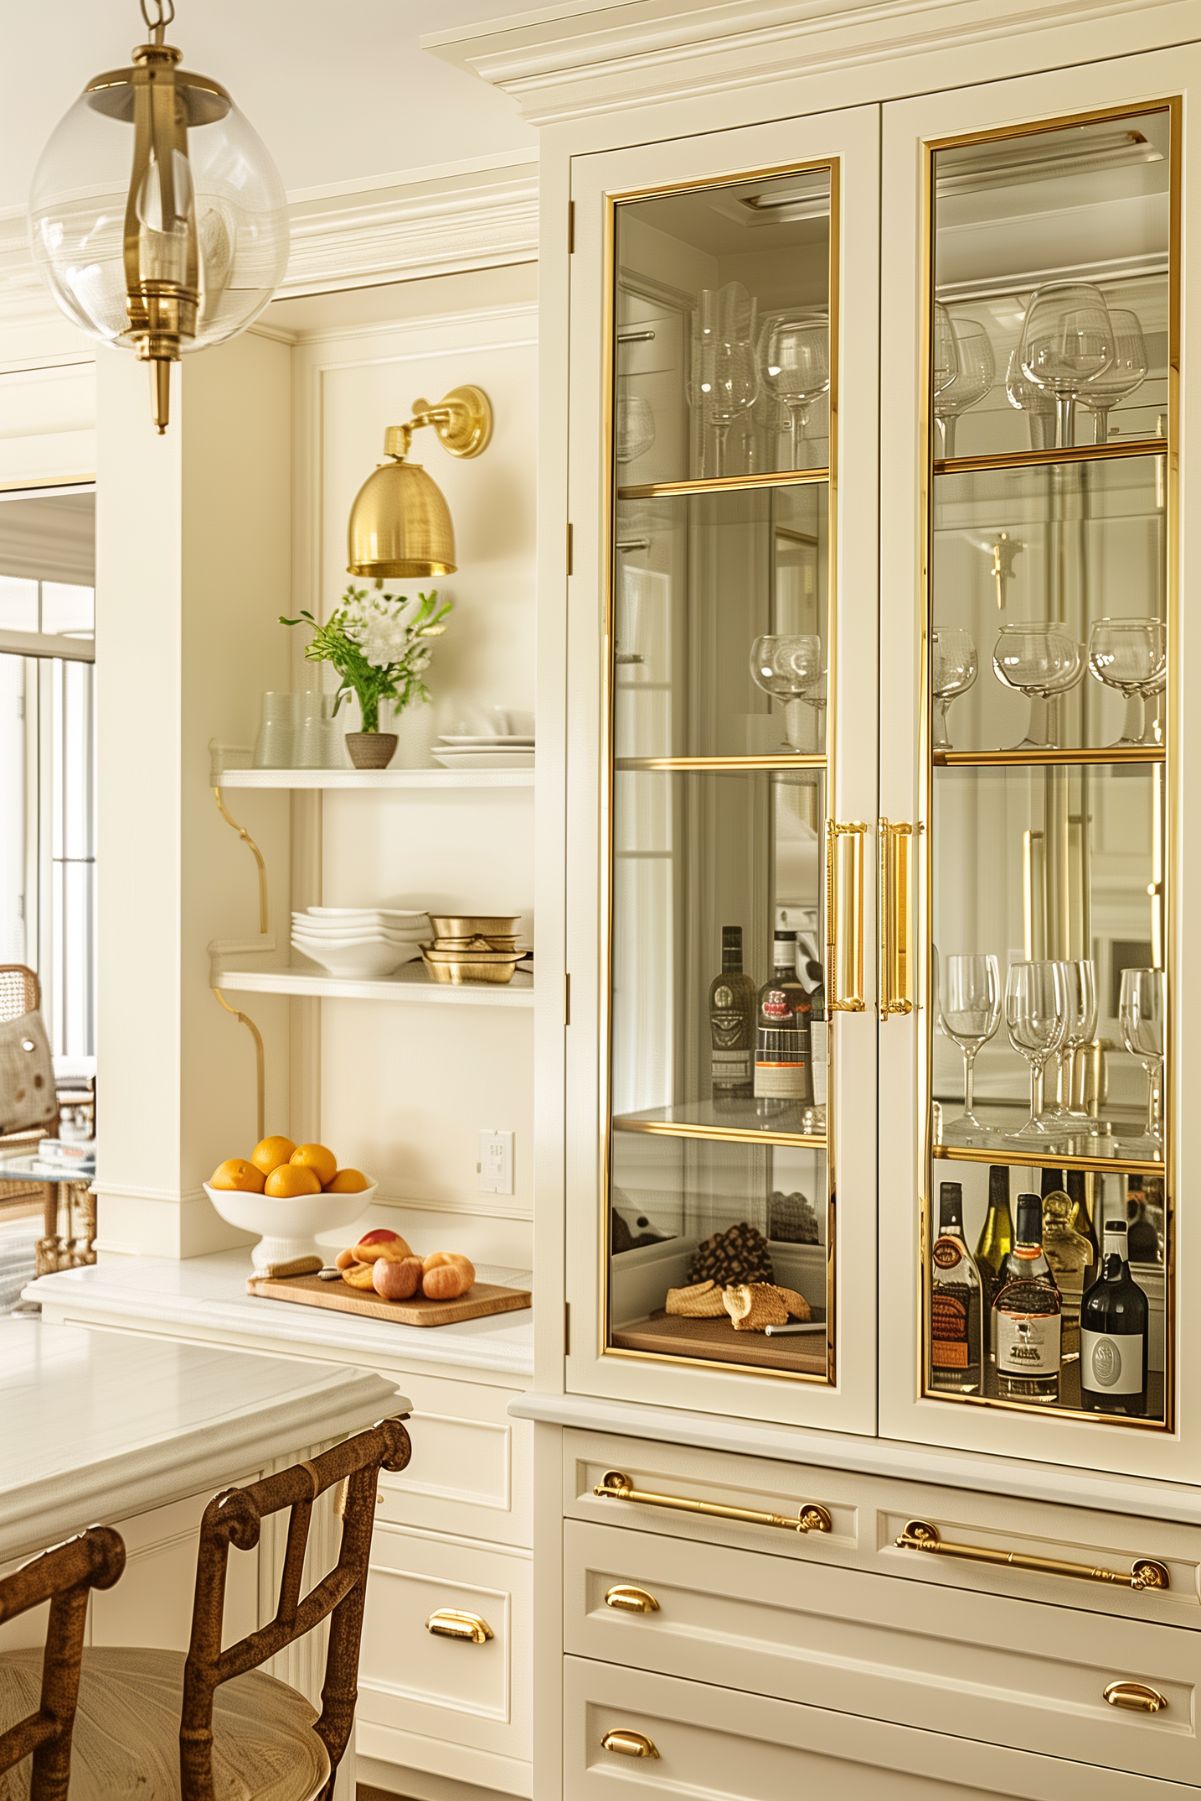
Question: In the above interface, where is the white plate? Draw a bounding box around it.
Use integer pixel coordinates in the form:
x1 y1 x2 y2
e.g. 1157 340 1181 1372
431 750 535 770
303 906 430 921
438 734 536 748
292 940 420 976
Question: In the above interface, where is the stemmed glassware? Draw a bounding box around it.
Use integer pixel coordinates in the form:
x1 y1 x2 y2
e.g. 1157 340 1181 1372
748 634 824 750
1119 967 1165 1156
1005 959 1069 1140
1047 958 1100 1131
933 303 959 402
931 628 977 751
1087 617 1167 748
1077 308 1148 444
934 318 995 458
1018 281 1114 449
759 312 830 469
615 392 656 465
992 622 1084 750
1005 347 1057 451
689 283 760 477
938 952 1001 1141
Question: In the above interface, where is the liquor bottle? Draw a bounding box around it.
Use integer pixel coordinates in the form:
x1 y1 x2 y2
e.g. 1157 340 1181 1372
993 1192 1061 1404
805 957 827 1124
753 930 813 1117
974 1165 1014 1360
929 1181 982 1394
1081 1219 1149 1416
1042 1190 1091 1364
708 926 756 1107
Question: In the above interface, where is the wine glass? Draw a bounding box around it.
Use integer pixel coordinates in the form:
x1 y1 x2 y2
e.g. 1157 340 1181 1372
1018 281 1114 449
934 319 994 458
749 634 824 750
1119 967 1165 1155
933 303 959 400
1005 959 1069 1141
615 392 656 465
760 312 830 468
689 283 760 477
1077 308 1148 445
1005 347 1056 451
992 622 1084 750
938 952 1001 1141
1048 958 1100 1131
931 628 977 751
1087 617 1167 748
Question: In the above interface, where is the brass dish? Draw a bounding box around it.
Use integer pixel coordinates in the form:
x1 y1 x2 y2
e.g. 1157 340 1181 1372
432 933 520 951
421 947 522 986
429 914 522 939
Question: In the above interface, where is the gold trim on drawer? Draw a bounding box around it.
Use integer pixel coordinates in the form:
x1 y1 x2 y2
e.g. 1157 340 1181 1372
896 1521 1170 1594
604 1583 660 1614
424 1608 494 1645
595 1471 832 1536
601 1729 660 1758
1104 1680 1169 1714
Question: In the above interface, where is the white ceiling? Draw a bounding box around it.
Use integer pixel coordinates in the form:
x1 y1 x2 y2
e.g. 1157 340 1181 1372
0 0 537 218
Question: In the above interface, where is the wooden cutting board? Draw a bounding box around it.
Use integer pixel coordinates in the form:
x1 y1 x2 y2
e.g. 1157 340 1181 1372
246 1273 531 1327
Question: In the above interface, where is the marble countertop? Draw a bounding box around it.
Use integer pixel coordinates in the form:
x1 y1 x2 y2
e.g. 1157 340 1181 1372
0 1317 403 1562
27 1249 533 1382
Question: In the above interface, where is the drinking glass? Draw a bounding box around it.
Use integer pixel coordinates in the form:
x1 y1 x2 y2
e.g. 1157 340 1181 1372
1077 308 1148 444
934 318 994 458
938 952 1001 1140
1049 958 1100 1130
253 691 298 769
933 303 959 400
1005 959 1069 1141
690 283 760 476
1005 347 1056 451
1119 967 1165 1154
1087 617 1167 748
992 623 1083 750
760 312 830 468
615 392 656 465
931 628 977 751
749 634 824 750
1018 281 1114 448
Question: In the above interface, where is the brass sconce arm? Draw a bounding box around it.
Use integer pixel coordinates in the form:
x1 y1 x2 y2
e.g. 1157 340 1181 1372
380 386 493 465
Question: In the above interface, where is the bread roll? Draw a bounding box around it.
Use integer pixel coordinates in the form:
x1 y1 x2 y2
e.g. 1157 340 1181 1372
422 1251 472 1274
421 1261 474 1302
341 1261 377 1291
352 1233 412 1265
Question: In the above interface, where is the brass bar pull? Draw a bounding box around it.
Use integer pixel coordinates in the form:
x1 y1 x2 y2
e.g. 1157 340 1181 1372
826 820 869 1013
425 1609 494 1644
1104 1680 1169 1714
595 1471 832 1536
878 818 915 1019
602 1730 660 1759
604 1583 660 1614
896 1521 1170 1593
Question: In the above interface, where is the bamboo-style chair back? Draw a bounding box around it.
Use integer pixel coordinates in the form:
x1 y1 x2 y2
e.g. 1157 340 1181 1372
0 1527 126 1800
180 1416 411 1801
0 968 39 1026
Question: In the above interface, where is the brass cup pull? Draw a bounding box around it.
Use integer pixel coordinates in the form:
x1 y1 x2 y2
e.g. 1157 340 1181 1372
604 1583 660 1614
878 818 915 1019
826 820 869 1012
425 1608 494 1645
601 1729 660 1759
595 1470 832 1537
896 1520 1170 1595
1104 1680 1168 1714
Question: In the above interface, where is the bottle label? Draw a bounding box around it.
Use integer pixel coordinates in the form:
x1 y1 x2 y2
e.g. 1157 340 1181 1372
931 1290 970 1369
1081 1329 1144 1395
754 1057 807 1099
761 987 795 1020
996 1310 1060 1376
932 1238 963 1272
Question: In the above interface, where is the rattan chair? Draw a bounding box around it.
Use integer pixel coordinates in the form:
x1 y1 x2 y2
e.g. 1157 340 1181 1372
0 1526 126 1801
0 966 58 1219
0 1417 411 1801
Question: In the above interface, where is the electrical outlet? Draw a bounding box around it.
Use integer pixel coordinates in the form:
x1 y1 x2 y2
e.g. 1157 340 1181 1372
477 1129 514 1195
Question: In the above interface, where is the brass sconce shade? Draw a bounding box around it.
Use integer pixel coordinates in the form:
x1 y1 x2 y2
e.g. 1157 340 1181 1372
347 385 493 581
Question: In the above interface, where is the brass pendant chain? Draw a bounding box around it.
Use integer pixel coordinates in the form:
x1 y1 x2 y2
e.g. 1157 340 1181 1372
139 0 176 46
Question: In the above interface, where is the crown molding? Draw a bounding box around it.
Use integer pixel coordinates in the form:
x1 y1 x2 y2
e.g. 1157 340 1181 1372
424 0 1198 124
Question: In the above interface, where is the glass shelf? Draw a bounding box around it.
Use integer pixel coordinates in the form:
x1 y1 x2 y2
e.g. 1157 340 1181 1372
614 1098 824 1146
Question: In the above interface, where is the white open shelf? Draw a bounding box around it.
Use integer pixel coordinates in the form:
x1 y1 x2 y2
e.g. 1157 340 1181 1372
216 766 534 790
213 962 535 1007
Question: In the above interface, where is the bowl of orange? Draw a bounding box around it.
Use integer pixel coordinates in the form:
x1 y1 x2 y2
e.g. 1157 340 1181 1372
204 1136 376 1273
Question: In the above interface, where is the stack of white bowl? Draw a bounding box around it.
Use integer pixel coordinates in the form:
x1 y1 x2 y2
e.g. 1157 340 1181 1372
292 907 430 979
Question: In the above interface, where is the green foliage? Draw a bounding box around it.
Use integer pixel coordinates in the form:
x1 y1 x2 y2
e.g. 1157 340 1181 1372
280 585 452 735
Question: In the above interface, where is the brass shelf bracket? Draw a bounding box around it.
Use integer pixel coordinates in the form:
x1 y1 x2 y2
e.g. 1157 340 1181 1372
212 988 266 1142
896 1520 1169 1593
213 786 269 935
594 1471 832 1537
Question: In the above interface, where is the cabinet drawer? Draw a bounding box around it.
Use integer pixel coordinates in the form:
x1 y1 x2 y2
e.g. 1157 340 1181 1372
565 1518 1198 1784
376 1370 531 1548
357 1524 531 1769
565 1657 1178 1801
565 1429 1200 1628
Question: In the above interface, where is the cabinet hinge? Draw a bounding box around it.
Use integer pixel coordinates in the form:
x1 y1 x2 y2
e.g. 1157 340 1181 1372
567 200 575 253
564 971 572 1026
565 1301 571 1354
566 521 573 576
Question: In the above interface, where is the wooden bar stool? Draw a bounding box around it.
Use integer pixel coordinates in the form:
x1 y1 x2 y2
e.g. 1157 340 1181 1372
0 1417 411 1800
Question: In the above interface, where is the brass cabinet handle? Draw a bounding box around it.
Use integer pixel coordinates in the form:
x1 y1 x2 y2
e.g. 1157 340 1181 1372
827 820 869 1012
878 818 915 1019
604 1583 660 1614
601 1730 660 1759
595 1471 832 1536
1104 1680 1169 1714
896 1521 1170 1593
425 1608 494 1644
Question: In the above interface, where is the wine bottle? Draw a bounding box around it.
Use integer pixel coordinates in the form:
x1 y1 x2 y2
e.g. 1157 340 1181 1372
974 1165 1014 1361
1080 1219 1149 1416
805 957 827 1123
993 1192 1061 1404
929 1180 982 1394
1042 1189 1091 1365
753 930 813 1117
708 925 756 1107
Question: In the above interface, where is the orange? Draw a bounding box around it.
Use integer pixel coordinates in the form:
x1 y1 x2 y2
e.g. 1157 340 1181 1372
290 1142 338 1187
265 1163 322 1198
210 1158 265 1194
250 1134 296 1176
326 1167 370 1194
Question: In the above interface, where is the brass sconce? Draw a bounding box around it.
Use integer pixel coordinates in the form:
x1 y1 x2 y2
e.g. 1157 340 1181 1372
347 386 494 580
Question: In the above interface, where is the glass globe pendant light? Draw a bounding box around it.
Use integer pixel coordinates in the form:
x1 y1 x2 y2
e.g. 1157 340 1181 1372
28 0 289 433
